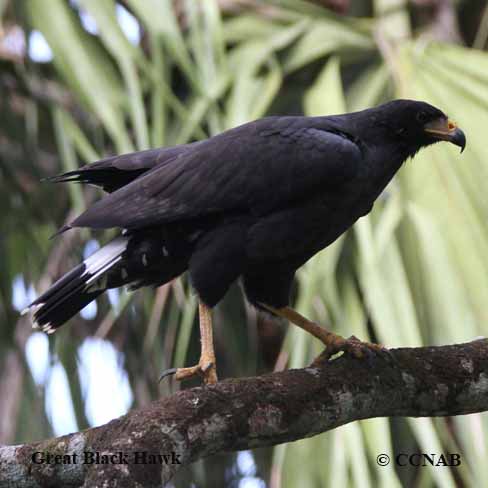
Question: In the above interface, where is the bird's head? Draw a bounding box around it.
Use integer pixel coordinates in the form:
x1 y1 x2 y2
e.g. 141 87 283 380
370 99 466 155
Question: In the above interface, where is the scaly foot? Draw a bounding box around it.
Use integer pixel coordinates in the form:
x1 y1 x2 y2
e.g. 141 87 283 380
159 358 218 385
311 334 391 365
160 301 218 385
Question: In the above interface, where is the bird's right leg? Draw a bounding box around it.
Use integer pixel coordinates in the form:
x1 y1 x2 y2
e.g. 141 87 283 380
261 304 387 362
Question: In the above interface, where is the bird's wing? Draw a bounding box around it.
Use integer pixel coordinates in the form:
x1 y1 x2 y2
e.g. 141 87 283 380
46 142 199 193
66 117 363 231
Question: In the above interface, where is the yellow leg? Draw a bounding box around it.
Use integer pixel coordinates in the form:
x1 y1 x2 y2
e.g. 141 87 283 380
160 302 218 385
261 304 386 362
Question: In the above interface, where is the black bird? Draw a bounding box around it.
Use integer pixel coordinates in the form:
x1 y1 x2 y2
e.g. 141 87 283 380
24 100 466 384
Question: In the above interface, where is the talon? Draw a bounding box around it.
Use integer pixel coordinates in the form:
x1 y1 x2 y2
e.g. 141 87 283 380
161 361 218 385
262 305 391 368
310 349 333 366
311 335 389 366
159 367 177 382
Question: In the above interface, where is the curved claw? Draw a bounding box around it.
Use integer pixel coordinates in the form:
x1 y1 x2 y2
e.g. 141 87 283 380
159 367 177 383
158 362 218 384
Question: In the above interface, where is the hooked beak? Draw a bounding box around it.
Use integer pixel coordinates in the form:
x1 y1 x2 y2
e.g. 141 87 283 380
424 117 466 153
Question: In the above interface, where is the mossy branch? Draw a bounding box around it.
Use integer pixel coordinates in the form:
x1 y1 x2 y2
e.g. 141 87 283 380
2 339 488 487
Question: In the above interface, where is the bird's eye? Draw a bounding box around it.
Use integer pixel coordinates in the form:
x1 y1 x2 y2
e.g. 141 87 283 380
417 112 427 123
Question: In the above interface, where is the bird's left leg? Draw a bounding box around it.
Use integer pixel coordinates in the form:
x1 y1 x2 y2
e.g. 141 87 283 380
160 302 218 385
261 304 387 362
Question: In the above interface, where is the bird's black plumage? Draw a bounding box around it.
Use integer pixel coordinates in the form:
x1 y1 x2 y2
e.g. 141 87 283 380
26 100 465 332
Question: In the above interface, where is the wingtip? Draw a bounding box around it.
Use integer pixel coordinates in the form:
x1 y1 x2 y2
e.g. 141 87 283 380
41 175 64 184
42 170 80 184
49 224 72 240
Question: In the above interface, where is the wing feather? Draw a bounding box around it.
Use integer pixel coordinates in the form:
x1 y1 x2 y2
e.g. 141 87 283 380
66 117 363 231
47 142 199 193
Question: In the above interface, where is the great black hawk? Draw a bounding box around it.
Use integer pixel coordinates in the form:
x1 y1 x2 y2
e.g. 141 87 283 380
24 100 466 384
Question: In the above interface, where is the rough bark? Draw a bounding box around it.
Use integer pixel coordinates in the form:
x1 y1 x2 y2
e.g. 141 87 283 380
2 339 488 488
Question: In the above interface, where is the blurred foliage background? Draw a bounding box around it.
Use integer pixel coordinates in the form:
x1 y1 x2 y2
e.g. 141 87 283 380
1 0 488 487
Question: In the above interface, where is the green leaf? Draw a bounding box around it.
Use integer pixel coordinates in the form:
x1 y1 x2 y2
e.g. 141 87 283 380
284 19 373 73
127 0 201 92
26 0 133 153
52 107 84 213
81 0 149 150
304 56 345 116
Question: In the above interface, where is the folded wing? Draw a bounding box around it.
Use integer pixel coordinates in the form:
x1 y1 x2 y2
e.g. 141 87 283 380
48 142 199 193
63 117 363 231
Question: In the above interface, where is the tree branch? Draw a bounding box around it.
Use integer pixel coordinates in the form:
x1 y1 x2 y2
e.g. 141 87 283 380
2 339 488 488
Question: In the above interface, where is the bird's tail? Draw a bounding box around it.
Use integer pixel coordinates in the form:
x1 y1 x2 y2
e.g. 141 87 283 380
23 236 128 333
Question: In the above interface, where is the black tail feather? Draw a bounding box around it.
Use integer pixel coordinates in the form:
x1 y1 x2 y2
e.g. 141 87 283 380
30 263 86 307
24 237 128 333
